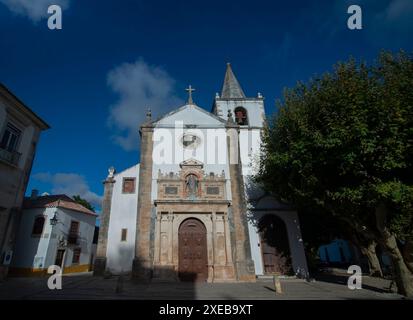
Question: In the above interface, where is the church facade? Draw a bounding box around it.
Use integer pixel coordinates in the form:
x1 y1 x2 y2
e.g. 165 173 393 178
94 64 308 282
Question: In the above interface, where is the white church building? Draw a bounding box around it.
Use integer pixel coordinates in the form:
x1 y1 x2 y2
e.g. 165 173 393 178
94 64 308 282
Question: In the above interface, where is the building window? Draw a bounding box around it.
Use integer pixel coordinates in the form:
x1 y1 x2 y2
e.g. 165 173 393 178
0 122 22 165
32 216 45 236
0 122 21 152
234 107 248 125
68 221 80 244
72 248 81 264
121 228 127 242
122 178 136 193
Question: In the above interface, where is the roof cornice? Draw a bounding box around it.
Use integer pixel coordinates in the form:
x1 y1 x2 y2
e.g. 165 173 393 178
0 83 50 130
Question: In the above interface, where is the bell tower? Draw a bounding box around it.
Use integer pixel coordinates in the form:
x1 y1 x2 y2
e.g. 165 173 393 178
212 63 265 176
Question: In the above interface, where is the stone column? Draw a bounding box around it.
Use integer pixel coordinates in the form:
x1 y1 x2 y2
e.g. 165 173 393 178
211 212 217 265
167 211 173 264
132 124 154 281
154 212 161 264
207 213 215 283
223 212 233 265
93 168 116 276
226 115 256 282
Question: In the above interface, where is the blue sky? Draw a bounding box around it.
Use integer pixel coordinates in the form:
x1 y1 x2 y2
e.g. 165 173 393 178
0 0 412 212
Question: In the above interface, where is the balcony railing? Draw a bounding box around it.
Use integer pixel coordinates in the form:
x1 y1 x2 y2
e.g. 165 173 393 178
0 147 21 166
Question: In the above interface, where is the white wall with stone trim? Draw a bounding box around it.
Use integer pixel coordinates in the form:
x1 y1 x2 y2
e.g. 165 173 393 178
247 219 264 275
151 104 232 203
12 207 52 269
11 206 96 271
106 164 139 274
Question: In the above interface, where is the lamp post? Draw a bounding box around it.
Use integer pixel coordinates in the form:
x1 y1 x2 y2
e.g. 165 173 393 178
50 212 58 226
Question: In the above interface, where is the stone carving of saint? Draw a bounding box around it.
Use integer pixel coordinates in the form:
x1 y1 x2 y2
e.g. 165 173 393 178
186 174 198 197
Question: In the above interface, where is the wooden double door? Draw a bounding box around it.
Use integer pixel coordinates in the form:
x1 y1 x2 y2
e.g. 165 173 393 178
178 218 208 282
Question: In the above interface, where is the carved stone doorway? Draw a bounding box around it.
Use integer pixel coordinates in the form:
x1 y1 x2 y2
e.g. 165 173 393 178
178 218 208 282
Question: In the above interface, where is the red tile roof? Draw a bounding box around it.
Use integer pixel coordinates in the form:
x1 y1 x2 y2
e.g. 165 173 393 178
23 194 97 217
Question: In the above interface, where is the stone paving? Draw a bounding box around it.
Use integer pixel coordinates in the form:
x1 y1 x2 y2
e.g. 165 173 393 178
0 272 405 300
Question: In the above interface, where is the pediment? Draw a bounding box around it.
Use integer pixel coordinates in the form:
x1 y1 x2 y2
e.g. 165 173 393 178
179 158 204 169
155 104 226 127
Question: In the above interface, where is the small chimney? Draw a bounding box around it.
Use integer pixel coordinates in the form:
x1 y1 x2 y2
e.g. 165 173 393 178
31 189 39 199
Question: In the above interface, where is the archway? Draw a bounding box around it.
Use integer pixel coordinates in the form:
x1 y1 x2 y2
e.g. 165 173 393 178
258 214 292 275
178 218 208 282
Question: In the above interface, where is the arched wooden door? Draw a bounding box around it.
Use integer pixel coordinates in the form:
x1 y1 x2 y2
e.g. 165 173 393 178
259 215 292 275
178 218 208 282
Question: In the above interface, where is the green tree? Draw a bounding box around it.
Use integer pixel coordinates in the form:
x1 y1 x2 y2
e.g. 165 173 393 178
257 51 413 297
72 195 95 213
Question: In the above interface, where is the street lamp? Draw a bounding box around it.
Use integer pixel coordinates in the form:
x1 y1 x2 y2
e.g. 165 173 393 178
50 212 58 226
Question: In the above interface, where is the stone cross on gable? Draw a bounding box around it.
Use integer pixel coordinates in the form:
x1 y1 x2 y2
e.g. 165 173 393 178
186 85 195 104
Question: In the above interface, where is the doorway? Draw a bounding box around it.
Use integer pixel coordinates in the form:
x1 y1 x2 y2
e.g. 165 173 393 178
178 218 208 282
259 214 292 275
55 249 65 268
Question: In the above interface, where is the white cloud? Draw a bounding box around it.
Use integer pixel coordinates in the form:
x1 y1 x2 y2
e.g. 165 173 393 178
0 0 70 22
378 0 413 29
107 58 183 151
365 0 413 46
33 172 102 208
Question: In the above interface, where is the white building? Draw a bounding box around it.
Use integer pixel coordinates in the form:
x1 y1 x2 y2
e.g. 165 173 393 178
94 64 309 282
9 193 97 276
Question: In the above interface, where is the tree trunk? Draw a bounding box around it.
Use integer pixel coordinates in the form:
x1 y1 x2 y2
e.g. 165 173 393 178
376 204 413 297
402 240 413 274
360 242 383 277
381 234 413 297
350 234 383 277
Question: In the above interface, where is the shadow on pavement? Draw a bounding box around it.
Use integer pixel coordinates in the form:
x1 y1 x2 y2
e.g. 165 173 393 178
264 286 276 292
314 273 392 294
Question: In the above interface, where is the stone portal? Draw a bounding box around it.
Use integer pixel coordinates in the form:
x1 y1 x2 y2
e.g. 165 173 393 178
153 160 236 282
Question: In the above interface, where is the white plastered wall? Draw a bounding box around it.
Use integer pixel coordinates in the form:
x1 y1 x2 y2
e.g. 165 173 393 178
106 164 140 274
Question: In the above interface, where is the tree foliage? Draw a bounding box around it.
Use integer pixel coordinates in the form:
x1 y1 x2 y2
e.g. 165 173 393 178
257 51 413 296
72 195 95 213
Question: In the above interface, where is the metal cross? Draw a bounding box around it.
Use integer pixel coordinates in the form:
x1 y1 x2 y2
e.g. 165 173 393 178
186 85 195 104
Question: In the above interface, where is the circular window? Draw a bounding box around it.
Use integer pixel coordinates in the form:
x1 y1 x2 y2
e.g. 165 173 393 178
180 133 202 149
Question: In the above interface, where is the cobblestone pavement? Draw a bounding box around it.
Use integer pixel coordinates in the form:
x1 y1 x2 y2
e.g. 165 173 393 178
0 273 405 300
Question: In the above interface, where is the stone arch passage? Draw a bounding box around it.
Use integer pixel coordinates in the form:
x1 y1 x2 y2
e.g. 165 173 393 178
178 218 208 282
